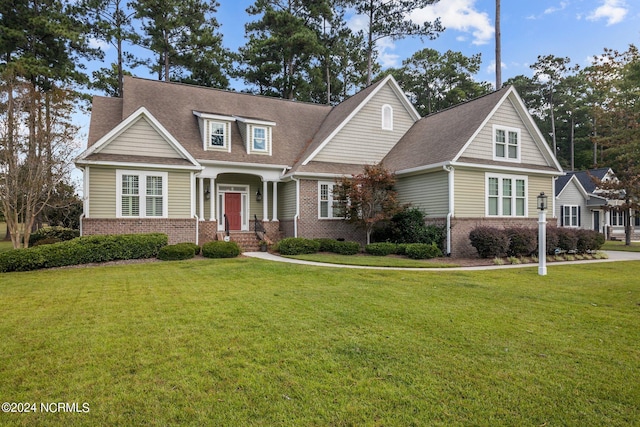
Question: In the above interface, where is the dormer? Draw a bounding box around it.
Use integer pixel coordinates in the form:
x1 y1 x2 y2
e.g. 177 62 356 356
234 116 276 156
193 111 235 152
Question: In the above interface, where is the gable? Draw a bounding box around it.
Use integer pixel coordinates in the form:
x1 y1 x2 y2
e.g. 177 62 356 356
311 83 417 165
460 97 548 166
98 116 184 159
557 177 588 205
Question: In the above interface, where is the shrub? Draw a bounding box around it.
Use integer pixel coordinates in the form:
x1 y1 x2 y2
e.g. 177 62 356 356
576 230 605 253
556 228 579 252
158 243 197 261
365 242 397 256
405 243 443 259
276 238 320 255
372 207 445 249
29 226 79 247
0 233 168 273
202 241 241 258
469 227 509 258
313 238 337 252
545 226 560 255
505 227 537 257
31 237 62 247
332 240 361 255
395 243 408 255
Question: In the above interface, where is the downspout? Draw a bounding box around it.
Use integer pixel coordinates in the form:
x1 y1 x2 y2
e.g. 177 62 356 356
293 177 300 237
194 215 199 245
443 164 454 256
79 214 84 237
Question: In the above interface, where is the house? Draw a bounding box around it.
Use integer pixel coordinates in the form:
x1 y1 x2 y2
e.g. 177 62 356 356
75 76 564 256
555 168 639 240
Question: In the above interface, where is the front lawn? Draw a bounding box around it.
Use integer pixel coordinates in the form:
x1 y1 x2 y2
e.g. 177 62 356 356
285 252 460 268
1 259 639 426
603 240 640 252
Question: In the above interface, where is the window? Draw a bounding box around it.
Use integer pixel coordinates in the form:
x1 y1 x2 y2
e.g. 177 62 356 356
611 210 625 226
493 125 520 161
253 126 267 151
210 122 226 147
561 205 580 227
117 170 167 218
382 104 393 130
487 174 527 217
319 182 345 219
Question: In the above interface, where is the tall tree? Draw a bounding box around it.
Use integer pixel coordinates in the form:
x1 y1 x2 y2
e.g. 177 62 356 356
133 0 230 88
344 0 444 86
589 46 640 245
239 0 331 99
333 163 402 244
390 48 491 116
83 0 137 97
0 0 97 248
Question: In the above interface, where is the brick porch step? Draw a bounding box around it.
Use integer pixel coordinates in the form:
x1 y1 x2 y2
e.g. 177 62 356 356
217 231 262 252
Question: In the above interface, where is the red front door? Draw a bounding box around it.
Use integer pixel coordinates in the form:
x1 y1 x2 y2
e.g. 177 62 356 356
225 193 242 230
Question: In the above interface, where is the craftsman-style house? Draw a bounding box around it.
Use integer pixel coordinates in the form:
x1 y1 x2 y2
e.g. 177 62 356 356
75 76 564 256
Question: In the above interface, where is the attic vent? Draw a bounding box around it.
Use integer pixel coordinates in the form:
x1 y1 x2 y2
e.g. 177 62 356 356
382 104 393 130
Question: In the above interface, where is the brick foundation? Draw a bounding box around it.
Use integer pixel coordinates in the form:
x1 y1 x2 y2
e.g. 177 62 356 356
81 218 198 245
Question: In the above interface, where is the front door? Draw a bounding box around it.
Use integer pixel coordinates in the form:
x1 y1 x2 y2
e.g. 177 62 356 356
225 193 242 230
593 210 600 232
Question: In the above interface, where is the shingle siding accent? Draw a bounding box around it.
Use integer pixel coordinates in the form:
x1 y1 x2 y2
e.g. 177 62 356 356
82 218 197 244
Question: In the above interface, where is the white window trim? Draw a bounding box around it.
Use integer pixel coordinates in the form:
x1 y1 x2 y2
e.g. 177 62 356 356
381 104 393 131
485 173 528 217
206 120 231 152
318 181 343 219
562 205 580 227
252 125 268 152
492 125 521 163
116 170 169 218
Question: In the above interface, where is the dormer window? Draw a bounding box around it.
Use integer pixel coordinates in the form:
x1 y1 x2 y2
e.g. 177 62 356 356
210 122 226 147
382 104 393 130
253 126 267 151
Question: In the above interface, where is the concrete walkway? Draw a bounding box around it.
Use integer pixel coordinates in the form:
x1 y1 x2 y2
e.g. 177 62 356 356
243 250 640 271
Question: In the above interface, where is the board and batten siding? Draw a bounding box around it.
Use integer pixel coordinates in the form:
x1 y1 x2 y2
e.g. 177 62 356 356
88 167 192 218
396 172 449 217
99 116 183 158
313 84 416 164
454 168 553 218
461 98 548 166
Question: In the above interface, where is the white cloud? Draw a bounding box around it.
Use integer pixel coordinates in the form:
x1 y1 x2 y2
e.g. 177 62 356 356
410 0 494 46
89 37 110 52
544 1 569 15
586 0 628 25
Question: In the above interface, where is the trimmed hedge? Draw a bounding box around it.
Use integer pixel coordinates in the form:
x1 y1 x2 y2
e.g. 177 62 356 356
0 233 168 272
469 227 509 258
332 240 361 255
313 238 338 252
29 226 79 246
365 242 398 256
276 238 320 255
405 243 443 259
505 227 538 257
158 243 198 261
202 241 241 258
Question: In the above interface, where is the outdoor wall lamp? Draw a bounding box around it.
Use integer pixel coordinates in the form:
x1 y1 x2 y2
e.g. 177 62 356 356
256 189 262 202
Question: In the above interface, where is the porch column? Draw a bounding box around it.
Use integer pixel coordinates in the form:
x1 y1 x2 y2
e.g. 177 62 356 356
263 180 269 221
198 177 204 220
271 181 278 221
209 177 216 221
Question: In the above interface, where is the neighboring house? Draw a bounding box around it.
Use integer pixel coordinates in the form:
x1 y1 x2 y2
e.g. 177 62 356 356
75 76 563 256
555 168 639 240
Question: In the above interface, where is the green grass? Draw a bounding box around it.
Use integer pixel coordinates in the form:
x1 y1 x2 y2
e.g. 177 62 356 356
285 252 460 268
603 240 640 252
1 258 640 426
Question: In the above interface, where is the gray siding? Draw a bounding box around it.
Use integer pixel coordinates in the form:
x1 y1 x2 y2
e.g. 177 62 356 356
556 180 589 227
462 98 548 166
313 84 416 164
396 172 449 217
99 116 183 158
